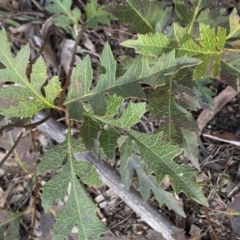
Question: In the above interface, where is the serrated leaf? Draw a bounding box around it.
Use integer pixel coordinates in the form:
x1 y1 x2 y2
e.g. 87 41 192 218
85 94 145 161
0 30 61 118
221 52 240 89
65 46 201 121
119 138 133 188
86 0 114 28
148 79 199 143
0 211 21 240
128 130 207 206
227 9 240 40
181 129 199 169
75 161 101 186
91 94 146 129
89 93 205 204
198 7 228 28
38 141 68 175
99 127 119 160
120 152 186 217
81 116 101 151
193 78 215 105
65 43 120 119
45 0 81 26
147 77 200 168
105 0 165 33
174 0 217 29
39 134 106 240
155 6 173 33
173 83 201 111
122 23 226 79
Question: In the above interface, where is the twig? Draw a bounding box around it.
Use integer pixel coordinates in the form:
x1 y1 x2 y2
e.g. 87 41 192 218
58 25 87 108
0 111 56 135
0 131 24 168
0 11 46 22
28 174 39 240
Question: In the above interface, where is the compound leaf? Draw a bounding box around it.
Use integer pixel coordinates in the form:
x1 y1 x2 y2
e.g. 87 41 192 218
86 0 114 28
122 23 226 79
147 78 200 169
105 0 165 33
90 94 146 129
38 134 106 240
120 152 186 217
221 52 240 89
193 78 215 105
128 130 207 206
0 30 61 118
65 45 201 121
45 0 81 26
226 9 240 40
81 116 102 152
174 0 217 28
99 127 119 160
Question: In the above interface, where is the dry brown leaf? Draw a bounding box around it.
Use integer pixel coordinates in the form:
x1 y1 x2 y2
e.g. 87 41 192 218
171 226 187 240
189 224 203 239
145 229 166 240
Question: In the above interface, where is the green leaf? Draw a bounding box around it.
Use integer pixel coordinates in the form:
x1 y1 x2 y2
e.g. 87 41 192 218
174 0 218 32
122 23 226 79
128 130 207 206
45 0 81 26
197 7 228 28
120 151 186 217
38 134 106 240
148 79 199 142
193 78 215 105
181 129 199 170
119 138 133 188
65 43 120 119
81 116 102 151
99 127 119 160
155 6 173 33
0 30 61 118
121 32 170 57
221 52 240 89
173 83 201 111
91 94 146 129
147 78 200 169
105 0 165 33
226 9 240 40
0 210 21 240
65 45 201 121
86 0 115 28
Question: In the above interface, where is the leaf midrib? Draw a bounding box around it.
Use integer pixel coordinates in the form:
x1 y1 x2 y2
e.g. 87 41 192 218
0 46 56 109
